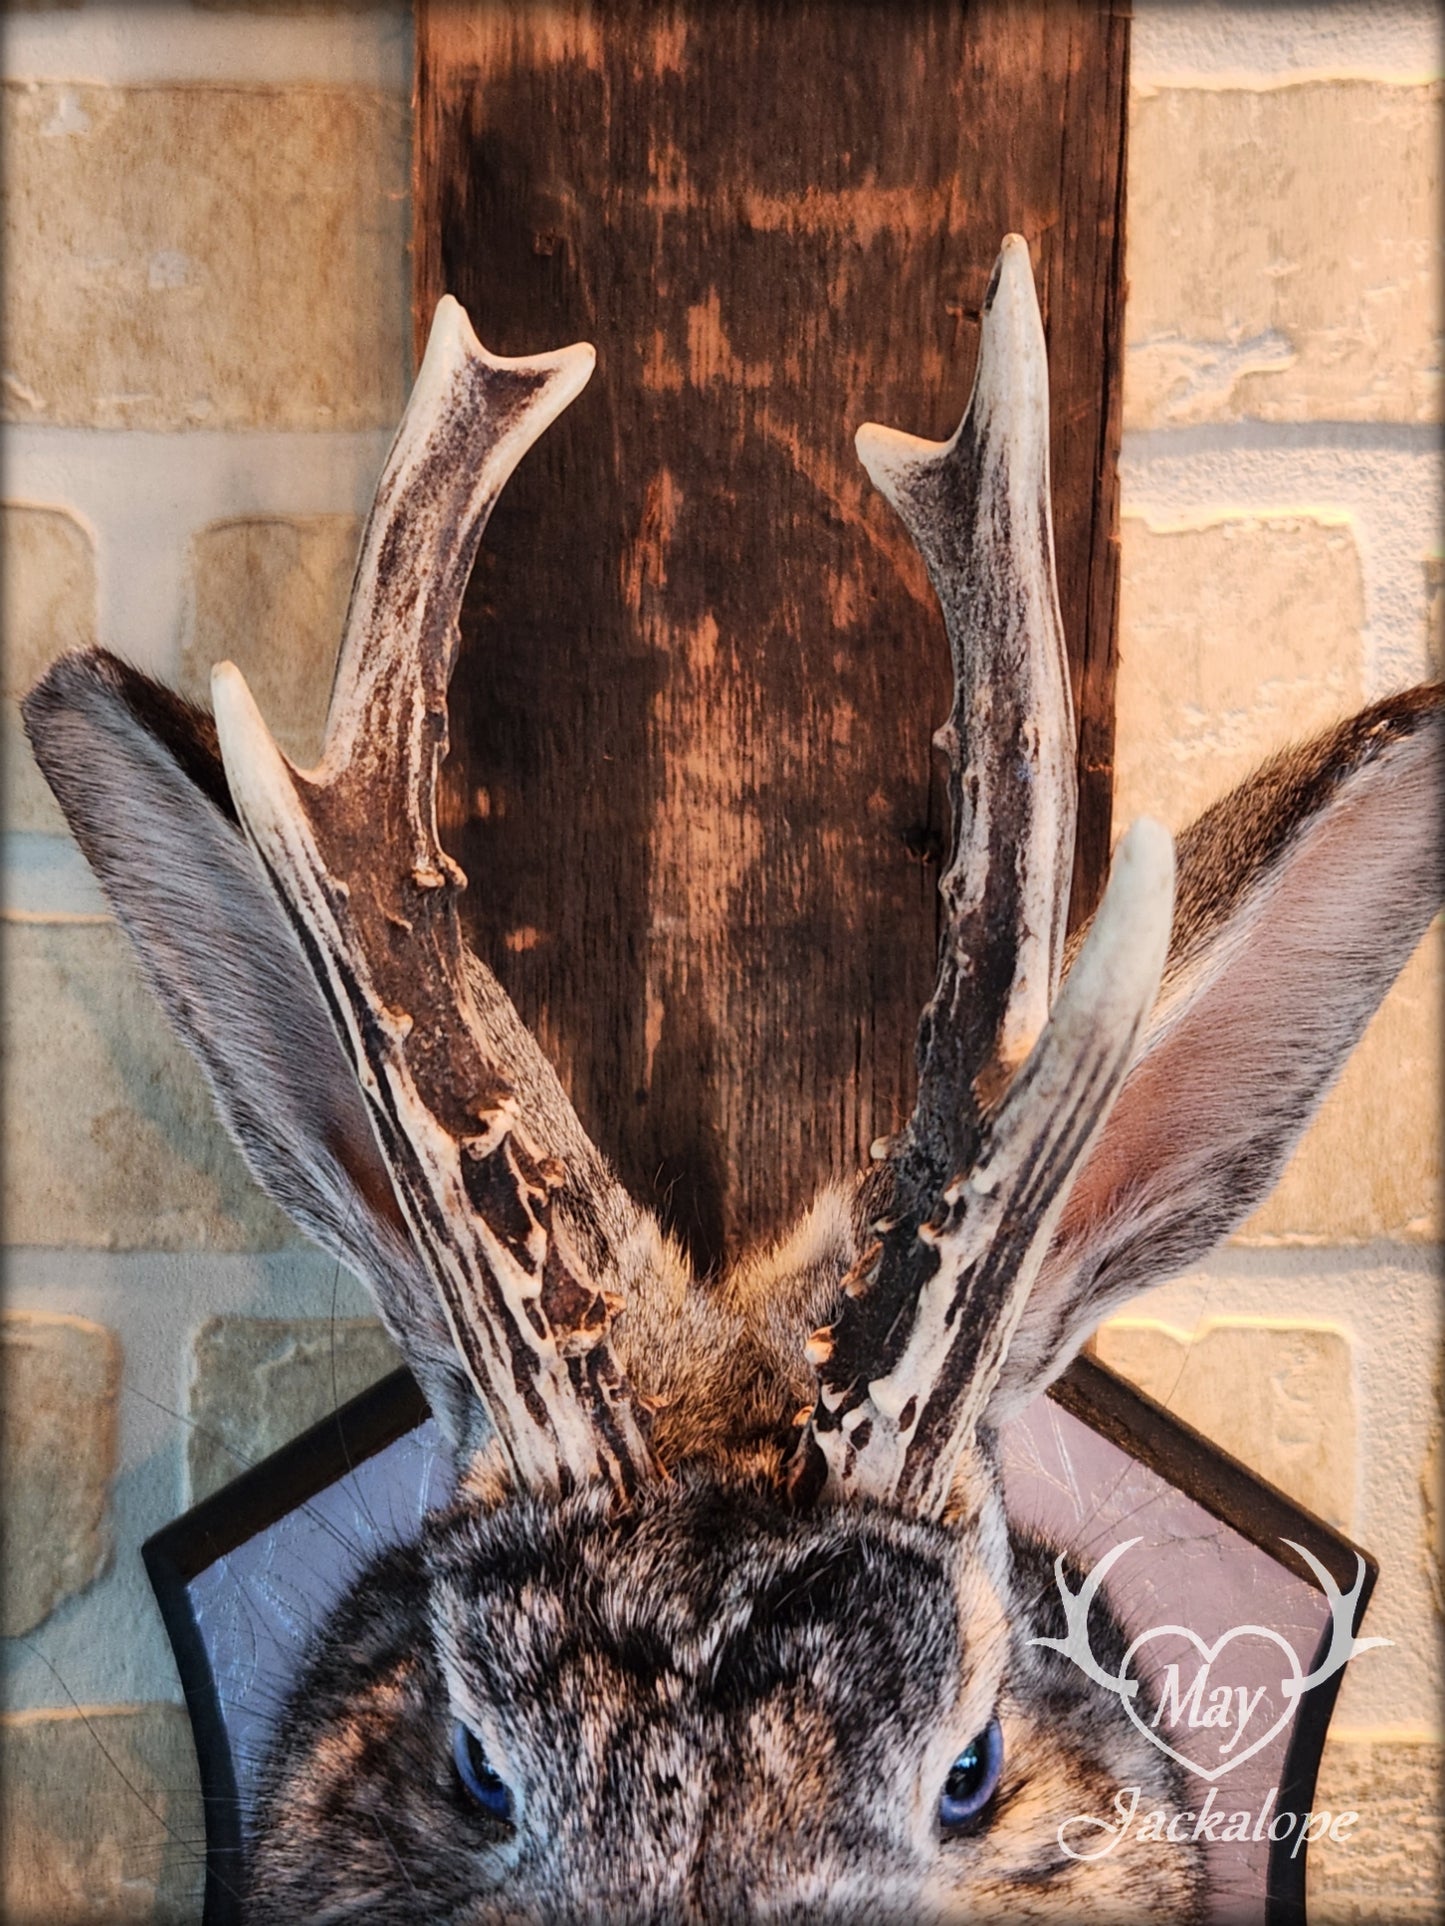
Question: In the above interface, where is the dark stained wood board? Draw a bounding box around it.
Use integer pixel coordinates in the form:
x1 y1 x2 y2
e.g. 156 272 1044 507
414 1 1130 1275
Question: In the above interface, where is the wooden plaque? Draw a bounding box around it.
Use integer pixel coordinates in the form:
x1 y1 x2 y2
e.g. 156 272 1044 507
414 1 1130 1272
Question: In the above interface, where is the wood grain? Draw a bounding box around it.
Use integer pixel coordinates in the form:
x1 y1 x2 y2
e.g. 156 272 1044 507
415 0 1129 1273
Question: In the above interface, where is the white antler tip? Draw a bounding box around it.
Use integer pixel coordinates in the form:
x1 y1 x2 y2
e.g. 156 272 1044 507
211 659 302 847
1036 815 1174 1057
413 295 597 431
973 234 1047 425
855 420 949 510
530 337 597 417
855 236 1045 518
210 658 261 745
428 291 479 348
1077 815 1176 1005
1111 815 1176 905
415 294 486 396
986 233 1036 306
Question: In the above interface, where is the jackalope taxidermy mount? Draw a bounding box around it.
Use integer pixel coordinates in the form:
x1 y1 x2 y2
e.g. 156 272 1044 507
24 237 1442 1922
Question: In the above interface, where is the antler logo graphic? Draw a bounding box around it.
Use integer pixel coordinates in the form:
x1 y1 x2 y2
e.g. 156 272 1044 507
1031 1540 1390 1783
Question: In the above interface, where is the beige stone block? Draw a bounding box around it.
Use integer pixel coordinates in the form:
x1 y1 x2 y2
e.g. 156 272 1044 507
1115 513 1365 831
2 921 299 1250
1126 83 1441 427
1094 1318 1356 1528
0 1314 119 1637
0 1705 203 1925
188 1314 399 1501
2 83 408 430
2 503 96 832
179 515 359 766
1307 1734 1443 1923
1241 919 1441 1244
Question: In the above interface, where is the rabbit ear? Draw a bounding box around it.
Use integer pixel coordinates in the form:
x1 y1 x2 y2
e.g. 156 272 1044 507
985 684 1444 1423
22 649 488 1452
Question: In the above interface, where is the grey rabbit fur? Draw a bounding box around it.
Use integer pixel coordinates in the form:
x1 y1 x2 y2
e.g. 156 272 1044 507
23 236 1443 1923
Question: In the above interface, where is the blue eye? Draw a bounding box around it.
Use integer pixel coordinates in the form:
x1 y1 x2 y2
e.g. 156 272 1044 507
451 1719 514 1823
939 1718 1003 1832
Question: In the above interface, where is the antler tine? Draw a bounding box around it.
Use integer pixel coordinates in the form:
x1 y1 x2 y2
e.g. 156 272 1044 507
318 296 594 820
793 820 1174 1512
213 299 657 1499
857 233 1076 1169
892 820 1173 1511
788 237 1175 1515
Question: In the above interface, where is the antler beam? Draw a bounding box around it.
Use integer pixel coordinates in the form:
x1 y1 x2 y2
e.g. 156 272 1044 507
213 299 656 1498
791 238 1176 1515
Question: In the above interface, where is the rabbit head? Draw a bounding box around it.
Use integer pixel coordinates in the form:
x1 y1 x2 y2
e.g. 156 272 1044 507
247 1475 1203 1923
23 235 1442 1923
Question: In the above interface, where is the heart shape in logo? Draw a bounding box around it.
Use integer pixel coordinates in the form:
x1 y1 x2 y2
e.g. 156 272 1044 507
1119 1622 1303 1782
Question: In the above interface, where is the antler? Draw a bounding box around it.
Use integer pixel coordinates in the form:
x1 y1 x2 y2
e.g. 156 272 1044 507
790 237 1176 1514
864 237 1079 1136
212 299 657 1499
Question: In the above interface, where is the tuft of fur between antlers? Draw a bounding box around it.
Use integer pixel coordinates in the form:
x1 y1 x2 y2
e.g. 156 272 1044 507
23 236 1442 1922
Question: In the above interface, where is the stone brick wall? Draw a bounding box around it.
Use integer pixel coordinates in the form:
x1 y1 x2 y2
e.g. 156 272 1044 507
1 4 1439 1921
1 6 412 1917
1110 9 1442 1920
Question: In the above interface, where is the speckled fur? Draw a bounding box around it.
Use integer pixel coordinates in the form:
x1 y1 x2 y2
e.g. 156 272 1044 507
250 1472 1201 1924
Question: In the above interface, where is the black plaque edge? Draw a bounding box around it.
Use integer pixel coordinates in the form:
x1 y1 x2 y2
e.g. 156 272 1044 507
142 1368 429 1924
